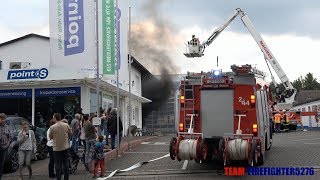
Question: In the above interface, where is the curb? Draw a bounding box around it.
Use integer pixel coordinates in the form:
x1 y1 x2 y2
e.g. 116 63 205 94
89 136 157 172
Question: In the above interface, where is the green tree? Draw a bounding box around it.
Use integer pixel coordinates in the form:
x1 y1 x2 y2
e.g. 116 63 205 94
292 76 304 91
303 73 320 90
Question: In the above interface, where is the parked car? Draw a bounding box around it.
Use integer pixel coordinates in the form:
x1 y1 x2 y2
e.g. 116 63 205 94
3 116 48 173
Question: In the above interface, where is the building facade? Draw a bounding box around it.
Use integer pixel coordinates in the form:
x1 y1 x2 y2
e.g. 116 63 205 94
0 34 150 134
291 90 320 129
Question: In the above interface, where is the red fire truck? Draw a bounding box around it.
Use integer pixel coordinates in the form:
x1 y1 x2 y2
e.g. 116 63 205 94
169 64 272 166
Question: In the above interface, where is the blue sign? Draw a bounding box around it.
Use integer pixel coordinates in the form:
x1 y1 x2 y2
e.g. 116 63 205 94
64 0 84 56
35 87 81 97
0 89 32 98
7 68 49 80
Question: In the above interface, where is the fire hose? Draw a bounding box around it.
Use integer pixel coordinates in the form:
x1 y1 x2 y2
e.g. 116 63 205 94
97 154 170 179
177 139 198 160
227 139 249 160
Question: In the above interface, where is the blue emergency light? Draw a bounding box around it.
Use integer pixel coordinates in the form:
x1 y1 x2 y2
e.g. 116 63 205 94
212 69 222 77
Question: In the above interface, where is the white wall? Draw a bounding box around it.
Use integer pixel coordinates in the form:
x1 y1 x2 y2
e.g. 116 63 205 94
292 101 320 128
131 67 141 96
0 37 50 70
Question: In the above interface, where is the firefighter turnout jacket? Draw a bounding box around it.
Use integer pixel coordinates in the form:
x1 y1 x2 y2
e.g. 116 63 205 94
274 113 282 123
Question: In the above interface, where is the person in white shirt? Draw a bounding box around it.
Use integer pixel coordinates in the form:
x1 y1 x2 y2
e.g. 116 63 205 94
47 119 56 178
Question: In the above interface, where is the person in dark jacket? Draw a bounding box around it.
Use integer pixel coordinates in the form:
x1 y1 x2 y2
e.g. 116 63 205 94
107 108 123 149
103 107 112 146
83 114 97 170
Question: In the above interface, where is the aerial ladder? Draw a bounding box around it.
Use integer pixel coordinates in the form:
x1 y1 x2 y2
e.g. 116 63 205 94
184 8 296 111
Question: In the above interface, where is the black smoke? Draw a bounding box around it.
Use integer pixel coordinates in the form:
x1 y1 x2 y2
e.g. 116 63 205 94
130 0 179 119
141 68 174 119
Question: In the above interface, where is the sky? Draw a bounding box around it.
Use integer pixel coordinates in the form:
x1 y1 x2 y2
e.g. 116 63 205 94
1 0 320 83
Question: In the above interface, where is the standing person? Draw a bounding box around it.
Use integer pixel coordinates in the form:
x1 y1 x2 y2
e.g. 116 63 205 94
47 119 56 178
93 136 105 178
79 115 87 162
17 121 37 180
0 113 10 180
49 113 72 180
70 114 81 161
107 108 123 150
83 114 96 170
274 112 282 132
99 108 105 136
104 107 112 147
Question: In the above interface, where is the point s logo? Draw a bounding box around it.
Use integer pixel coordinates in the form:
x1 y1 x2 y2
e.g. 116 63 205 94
260 40 273 60
64 0 84 56
7 68 49 80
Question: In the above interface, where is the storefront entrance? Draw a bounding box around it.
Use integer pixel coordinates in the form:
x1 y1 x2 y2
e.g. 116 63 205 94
35 87 81 128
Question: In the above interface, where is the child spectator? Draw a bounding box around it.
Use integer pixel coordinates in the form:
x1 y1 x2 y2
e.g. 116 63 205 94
93 136 105 178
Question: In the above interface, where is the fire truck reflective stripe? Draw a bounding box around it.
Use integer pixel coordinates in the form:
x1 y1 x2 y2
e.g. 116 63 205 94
103 154 170 179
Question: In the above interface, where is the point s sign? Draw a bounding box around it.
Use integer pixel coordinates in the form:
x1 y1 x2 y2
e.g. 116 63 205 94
7 68 49 80
64 0 84 56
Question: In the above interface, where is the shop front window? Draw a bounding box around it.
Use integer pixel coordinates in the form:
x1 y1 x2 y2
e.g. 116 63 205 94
0 89 32 122
35 87 81 128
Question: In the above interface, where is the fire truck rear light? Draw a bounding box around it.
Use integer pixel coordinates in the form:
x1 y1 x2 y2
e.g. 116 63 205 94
179 123 184 131
180 96 185 104
250 95 255 104
253 124 258 132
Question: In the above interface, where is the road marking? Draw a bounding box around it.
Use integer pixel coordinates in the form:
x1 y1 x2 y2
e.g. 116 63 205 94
154 142 167 145
124 152 168 154
304 142 320 145
141 142 168 145
288 134 319 138
291 137 320 141
182 160 188 170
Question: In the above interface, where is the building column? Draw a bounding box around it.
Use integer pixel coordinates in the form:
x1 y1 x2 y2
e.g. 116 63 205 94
32 88 35 126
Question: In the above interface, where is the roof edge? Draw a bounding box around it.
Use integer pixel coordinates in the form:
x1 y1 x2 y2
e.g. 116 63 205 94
0 33 49 48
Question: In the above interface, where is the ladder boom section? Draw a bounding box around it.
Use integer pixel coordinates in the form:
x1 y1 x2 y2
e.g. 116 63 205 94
203 9 241 49
240 13 293 90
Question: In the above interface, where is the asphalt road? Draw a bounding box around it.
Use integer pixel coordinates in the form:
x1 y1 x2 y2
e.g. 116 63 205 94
2 130 320 180
105 131 320 179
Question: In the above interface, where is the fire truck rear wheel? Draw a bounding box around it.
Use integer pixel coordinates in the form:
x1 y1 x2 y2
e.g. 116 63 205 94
199 138 209 163
251 140 264 166
257 151 264 166
218 138 225 161
169 137 177 160
251 140 258 166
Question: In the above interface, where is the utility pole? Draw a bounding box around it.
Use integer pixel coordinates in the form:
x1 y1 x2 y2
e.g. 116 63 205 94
128 6 132 136
116 0 120 152
95 0 100 119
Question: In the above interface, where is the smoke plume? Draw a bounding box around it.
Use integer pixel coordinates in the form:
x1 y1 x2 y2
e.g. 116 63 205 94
130 0 179 119
130 1 180 74
142 68 174 119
